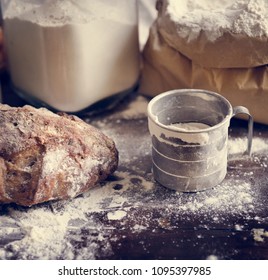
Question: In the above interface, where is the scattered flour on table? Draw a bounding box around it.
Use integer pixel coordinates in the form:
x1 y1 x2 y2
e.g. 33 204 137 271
167 0 268 41
107 210 127 221
0 171 154 260
176 180 255 215
234 224 244 231
108 95 149 120
206 254 218 260
0 94 267 259
133 224 148 232
252 228 268 242
0 151 266 259
228 137 268 155
1 126 267 259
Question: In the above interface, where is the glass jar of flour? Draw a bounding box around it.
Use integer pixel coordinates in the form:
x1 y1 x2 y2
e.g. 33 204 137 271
0 0 140 113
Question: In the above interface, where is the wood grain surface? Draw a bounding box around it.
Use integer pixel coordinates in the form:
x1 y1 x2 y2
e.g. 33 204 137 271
0 72 268 260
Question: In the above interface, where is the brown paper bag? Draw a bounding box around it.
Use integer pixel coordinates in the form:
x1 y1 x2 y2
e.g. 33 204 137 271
139 0 268 125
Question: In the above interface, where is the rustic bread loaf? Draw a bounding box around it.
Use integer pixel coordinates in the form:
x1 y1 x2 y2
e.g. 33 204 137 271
0 104 118 206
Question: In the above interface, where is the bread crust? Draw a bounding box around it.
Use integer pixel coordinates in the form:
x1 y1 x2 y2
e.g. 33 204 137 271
0 104 118 206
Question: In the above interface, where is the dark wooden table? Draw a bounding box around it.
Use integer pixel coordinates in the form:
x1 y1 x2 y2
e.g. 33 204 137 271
0 72 268 260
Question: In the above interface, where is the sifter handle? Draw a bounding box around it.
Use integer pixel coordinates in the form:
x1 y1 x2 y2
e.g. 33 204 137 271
232 106 253 156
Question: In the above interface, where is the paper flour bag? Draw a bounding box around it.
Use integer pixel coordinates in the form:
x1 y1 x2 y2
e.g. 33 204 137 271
139 0 268 124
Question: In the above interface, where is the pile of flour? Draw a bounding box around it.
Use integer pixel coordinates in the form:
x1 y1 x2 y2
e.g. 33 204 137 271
167 0 268 41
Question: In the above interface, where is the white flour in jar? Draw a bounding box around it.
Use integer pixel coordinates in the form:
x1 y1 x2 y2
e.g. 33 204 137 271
167 0 268 41
3 0 140 112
